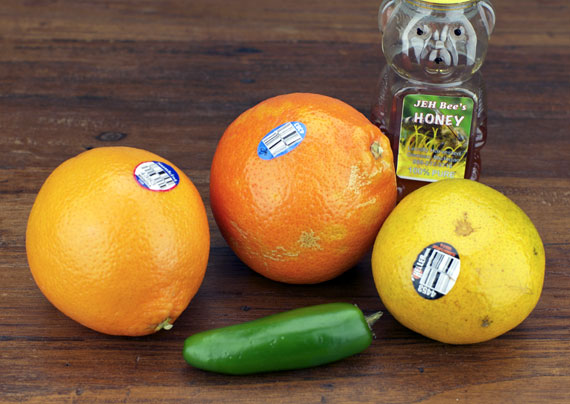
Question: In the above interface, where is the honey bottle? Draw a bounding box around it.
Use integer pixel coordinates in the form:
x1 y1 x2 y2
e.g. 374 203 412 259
371 0 495 200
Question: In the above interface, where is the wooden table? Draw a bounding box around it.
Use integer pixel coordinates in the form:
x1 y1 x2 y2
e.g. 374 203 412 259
1 1 569 402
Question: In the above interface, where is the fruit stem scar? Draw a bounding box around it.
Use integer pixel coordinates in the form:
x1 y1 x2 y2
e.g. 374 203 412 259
370 141 383 159
155 317 173 331
455 212 474 236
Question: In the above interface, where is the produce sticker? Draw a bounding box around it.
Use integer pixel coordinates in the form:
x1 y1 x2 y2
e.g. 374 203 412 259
134 161 180 192
412 242 461 300
257 121 306 160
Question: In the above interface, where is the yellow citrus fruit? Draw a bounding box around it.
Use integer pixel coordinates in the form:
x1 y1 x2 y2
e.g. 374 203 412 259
26 147 210 336
210 93 396 284
371 179 545 344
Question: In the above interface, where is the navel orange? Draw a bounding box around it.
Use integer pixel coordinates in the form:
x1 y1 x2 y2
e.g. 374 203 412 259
26 147 210 336
210 93 396 284
371 179 545 344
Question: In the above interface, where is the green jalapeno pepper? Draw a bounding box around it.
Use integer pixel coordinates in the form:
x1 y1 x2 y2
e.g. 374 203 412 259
182 302 382 375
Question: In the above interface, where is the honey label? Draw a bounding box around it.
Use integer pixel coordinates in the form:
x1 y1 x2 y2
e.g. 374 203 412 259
396 94 474 182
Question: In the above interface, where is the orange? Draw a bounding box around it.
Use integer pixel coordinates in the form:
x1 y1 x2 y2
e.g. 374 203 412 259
26 147 210 336
371 179 545 344
210 93 396 284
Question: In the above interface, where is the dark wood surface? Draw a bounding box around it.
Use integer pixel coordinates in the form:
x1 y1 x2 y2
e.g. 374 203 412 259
1 1 569 402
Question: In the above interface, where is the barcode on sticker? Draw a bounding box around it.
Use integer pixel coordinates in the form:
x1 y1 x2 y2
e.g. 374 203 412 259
143 165 173 188
262 122 302 156
134 161 180 192
257 121 306 160
419 248 460 296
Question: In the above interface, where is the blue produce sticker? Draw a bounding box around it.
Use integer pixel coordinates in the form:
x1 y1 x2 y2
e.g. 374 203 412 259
257 121 306 160
134 161 180 192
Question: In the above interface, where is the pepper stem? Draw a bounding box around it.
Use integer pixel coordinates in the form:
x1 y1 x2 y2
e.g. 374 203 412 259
365 311 383 329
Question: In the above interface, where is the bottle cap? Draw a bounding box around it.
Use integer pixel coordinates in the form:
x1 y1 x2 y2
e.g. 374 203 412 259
423 0 475 3
408 0 478 8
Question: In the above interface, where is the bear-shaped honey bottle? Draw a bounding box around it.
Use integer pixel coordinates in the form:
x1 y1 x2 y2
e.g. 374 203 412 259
371 0 495 200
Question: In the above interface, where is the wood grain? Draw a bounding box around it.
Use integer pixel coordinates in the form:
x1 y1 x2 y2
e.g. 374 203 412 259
1 0 569 403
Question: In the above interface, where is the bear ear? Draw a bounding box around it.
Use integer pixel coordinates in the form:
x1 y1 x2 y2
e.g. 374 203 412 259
478 0 496 38
379 0 397 34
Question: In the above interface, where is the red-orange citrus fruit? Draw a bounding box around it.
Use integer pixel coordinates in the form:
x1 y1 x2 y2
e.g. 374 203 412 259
26 147 210 336
210 93 396 284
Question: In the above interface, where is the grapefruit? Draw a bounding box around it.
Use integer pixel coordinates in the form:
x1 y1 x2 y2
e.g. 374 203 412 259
371 179 545 344
210 93 396 284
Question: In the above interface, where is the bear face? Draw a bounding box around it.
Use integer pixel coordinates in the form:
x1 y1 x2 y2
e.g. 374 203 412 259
380 0 495 84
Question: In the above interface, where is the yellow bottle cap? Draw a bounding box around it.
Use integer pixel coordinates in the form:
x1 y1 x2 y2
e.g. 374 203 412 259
409 0 478 8
424 0 475 3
